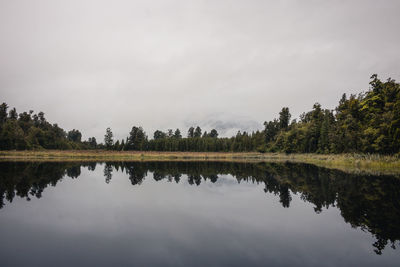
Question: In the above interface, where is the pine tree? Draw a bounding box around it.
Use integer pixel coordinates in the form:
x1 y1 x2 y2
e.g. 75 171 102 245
279 107 291 130
104 127 114 149
194 126 202 138
0 103 8 125
174 128 182 138
187 127 194 138
209 129 219 138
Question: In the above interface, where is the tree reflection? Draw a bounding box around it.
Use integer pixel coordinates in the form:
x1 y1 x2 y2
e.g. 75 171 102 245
66 166 81 178
0 161 84 209
0 160 399 254
104 163 113 184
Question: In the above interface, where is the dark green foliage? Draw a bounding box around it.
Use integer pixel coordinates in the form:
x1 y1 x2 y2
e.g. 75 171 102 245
187 127 194 138
263 75 400 154
154 130 166 140
264 119 279 144
0 103 85 150
174 128 182 138
104 127 114 150
167 129 173 138
0 103 8 125
67 129 82 142
87 137 97 149
194 126 202 138
209 129 218 138
114 140 120 151
1 75 399 153
146 128 265 152
279 107 291 130
8 108 17 120
126 126 147 150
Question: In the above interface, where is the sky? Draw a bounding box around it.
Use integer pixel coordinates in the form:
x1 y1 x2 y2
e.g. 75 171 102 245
1 0 399 141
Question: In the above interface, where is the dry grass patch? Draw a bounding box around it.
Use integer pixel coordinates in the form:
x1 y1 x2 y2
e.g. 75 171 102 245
1 150 400 176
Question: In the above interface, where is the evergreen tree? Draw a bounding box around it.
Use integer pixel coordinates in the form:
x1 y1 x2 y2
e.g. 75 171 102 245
67 129 82 142
264 119 279 144
104 127 114 149
0 103 8 125
8 108 17 120
114 140 120 150
120 139 125 151
154 130 166 139
127 126 147 150
167 129 173 138
187 127 194 138
174 128 182 138
1 74 399 154
279 107 291 130
209 129 219 138
194 126 202 138
88 137 97 149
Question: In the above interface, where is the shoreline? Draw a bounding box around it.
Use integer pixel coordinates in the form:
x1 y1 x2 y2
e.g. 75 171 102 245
1 150 400 176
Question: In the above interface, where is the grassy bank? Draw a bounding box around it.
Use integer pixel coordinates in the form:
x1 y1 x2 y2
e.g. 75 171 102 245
1 150 400 176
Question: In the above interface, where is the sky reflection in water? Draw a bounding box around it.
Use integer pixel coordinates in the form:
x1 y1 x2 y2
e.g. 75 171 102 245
0 161 399 267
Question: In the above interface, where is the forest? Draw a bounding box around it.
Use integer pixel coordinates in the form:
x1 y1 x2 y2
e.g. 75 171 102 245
1 74 399 154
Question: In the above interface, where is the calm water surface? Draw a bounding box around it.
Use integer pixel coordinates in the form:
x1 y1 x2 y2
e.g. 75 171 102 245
0 161 399 266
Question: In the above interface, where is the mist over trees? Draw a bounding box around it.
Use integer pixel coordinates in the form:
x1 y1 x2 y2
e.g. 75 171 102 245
1 75 399 154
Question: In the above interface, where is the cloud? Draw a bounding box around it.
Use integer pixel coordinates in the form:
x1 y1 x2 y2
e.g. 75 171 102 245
1 0 400 140
184 112 262 137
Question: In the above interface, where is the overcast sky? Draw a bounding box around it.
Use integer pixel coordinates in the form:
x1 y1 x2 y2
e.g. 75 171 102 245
1 0 399 141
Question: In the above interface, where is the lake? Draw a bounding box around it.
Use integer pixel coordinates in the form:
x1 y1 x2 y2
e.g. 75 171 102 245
0 161 399 266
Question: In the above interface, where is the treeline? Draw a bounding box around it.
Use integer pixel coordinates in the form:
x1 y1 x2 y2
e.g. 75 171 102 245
269 74 400 154
0 105 94 150
106 125 266 152
1 74 399 154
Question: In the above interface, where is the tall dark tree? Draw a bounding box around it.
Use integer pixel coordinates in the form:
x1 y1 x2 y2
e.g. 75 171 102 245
1 74 399 154
88 137 97 148
154 130 166 140
167 129 173 138
209 129 219 138
127 126 147 150
67 129 82 142
114 140 121 150
194 126 202 138
8 108 17 120
279 107 291 130
104 127 114 149
0 103 8 125
187 127 194 138
264 119 279 144
174 128 182 138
